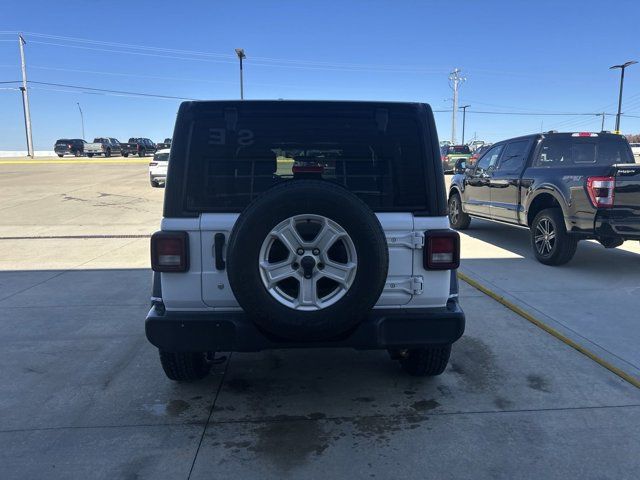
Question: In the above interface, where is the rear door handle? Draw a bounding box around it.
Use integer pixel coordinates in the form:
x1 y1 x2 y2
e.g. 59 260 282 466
213 233 226 270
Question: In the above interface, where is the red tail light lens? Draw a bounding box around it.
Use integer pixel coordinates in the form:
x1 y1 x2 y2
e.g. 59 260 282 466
586 176 615 208
424 230 460 270
151 231 189 272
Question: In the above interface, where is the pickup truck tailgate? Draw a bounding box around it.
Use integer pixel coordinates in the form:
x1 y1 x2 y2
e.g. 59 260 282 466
614 164 640 209
596 164 640 237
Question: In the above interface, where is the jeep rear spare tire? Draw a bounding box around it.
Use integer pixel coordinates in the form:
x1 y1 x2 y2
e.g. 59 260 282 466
226 180 388 341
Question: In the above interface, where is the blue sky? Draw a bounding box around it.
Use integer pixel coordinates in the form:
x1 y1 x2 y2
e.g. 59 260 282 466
1 0 639 150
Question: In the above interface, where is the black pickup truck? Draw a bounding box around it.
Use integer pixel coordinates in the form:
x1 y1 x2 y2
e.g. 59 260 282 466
448 131 640 265
119 138 157 157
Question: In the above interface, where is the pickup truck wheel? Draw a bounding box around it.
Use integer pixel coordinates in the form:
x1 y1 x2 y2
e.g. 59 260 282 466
74 150 81 157
531 208 578 265
105 148 111 158
227 180 389 342
399 345 452 376
57 154 63 158
123 153 129 157
158 350 211 381
448 193 471 230
139 149 146 157
87 153 94 158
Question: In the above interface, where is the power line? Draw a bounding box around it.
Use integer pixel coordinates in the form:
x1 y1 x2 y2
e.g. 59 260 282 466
27 80 199 100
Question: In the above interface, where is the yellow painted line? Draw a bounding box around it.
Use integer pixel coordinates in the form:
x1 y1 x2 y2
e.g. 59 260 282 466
457 271 640 389
0 159 150 165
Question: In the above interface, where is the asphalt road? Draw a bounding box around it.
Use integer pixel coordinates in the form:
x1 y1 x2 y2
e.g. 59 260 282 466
0 162 638 479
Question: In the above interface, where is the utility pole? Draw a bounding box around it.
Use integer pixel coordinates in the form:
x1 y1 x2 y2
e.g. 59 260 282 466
235 48 246 100
77 103 85 139
448 68 465 144
18 34 34 158
460 105 470 145
610 61 637 133
600 112 606 131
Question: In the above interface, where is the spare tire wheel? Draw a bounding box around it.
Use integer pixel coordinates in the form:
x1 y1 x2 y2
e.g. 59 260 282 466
226 180 388 341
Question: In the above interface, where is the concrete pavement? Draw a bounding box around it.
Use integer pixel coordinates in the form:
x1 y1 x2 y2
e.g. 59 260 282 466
0 164 639 479
458 219 640 382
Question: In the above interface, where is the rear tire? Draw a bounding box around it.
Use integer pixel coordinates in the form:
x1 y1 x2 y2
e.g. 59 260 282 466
57 154 63 158
399 345 452 376
531 208 578 265
139 149 146 157
159 350 211 382
448 193 471 230
105 149 111 158
87 153 94 158
123 153 129 158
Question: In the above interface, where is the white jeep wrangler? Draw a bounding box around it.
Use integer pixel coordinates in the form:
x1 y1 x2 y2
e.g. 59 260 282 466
147 100 464 381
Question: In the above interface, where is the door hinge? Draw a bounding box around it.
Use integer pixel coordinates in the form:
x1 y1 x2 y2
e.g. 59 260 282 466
386 231 424 249
385 276 424 295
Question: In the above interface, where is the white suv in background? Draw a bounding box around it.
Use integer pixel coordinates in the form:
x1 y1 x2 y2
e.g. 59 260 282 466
147 100 465 382
149 149 170 187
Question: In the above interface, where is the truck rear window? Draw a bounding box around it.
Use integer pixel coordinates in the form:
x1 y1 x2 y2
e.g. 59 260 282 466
535 137 633 167
184 105 430 212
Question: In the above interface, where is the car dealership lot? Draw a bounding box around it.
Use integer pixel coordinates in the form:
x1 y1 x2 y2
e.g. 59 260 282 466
0 162 639 479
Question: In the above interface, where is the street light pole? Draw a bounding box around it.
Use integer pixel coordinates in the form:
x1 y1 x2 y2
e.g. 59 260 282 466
18 33 34 158
235 48 246 100
77 102 85 139
460 105 470 145
610 60 637 133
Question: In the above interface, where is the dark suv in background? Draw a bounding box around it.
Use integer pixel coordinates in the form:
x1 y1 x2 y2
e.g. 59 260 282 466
54 139 86 157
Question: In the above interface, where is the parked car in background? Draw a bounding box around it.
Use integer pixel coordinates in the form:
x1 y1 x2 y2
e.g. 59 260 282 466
629 142 640 162
468 140 486 152
441 144 472 173
84 137 123 157
448 131 640 265
149 149 169 187
54 139 86 157
469 143 492 165
156 138 172 150
120 138 157 157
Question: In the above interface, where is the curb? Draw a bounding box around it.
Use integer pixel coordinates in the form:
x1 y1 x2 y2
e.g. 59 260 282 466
457 271 640 389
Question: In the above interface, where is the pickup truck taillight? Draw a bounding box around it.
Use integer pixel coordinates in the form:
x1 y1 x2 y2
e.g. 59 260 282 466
586 176 615 208
151 231 189 272
424 230 460 270
442 155 449 162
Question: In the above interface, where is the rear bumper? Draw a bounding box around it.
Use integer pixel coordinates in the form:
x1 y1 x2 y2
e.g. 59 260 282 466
145 300 465 352
595 211 640 239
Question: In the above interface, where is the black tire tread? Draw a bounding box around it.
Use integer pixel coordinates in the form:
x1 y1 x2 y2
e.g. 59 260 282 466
448 192 471 230
159 350 211 382
400 345 452 376
531 208 578 266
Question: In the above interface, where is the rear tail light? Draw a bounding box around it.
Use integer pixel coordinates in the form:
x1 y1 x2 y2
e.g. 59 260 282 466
151 231 189 272
442 155 449 162
424 230 460 270
586 176 615 208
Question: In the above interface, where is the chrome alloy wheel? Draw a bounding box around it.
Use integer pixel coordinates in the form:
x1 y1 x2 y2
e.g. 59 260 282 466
258 214 357 311
534 218 556 256
449 197 460 225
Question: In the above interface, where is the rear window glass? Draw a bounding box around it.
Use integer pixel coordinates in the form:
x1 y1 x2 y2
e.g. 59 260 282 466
534 136 633 167
154 152 169 162
184 106 430 212
55 139 69 144
447 145 470 154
